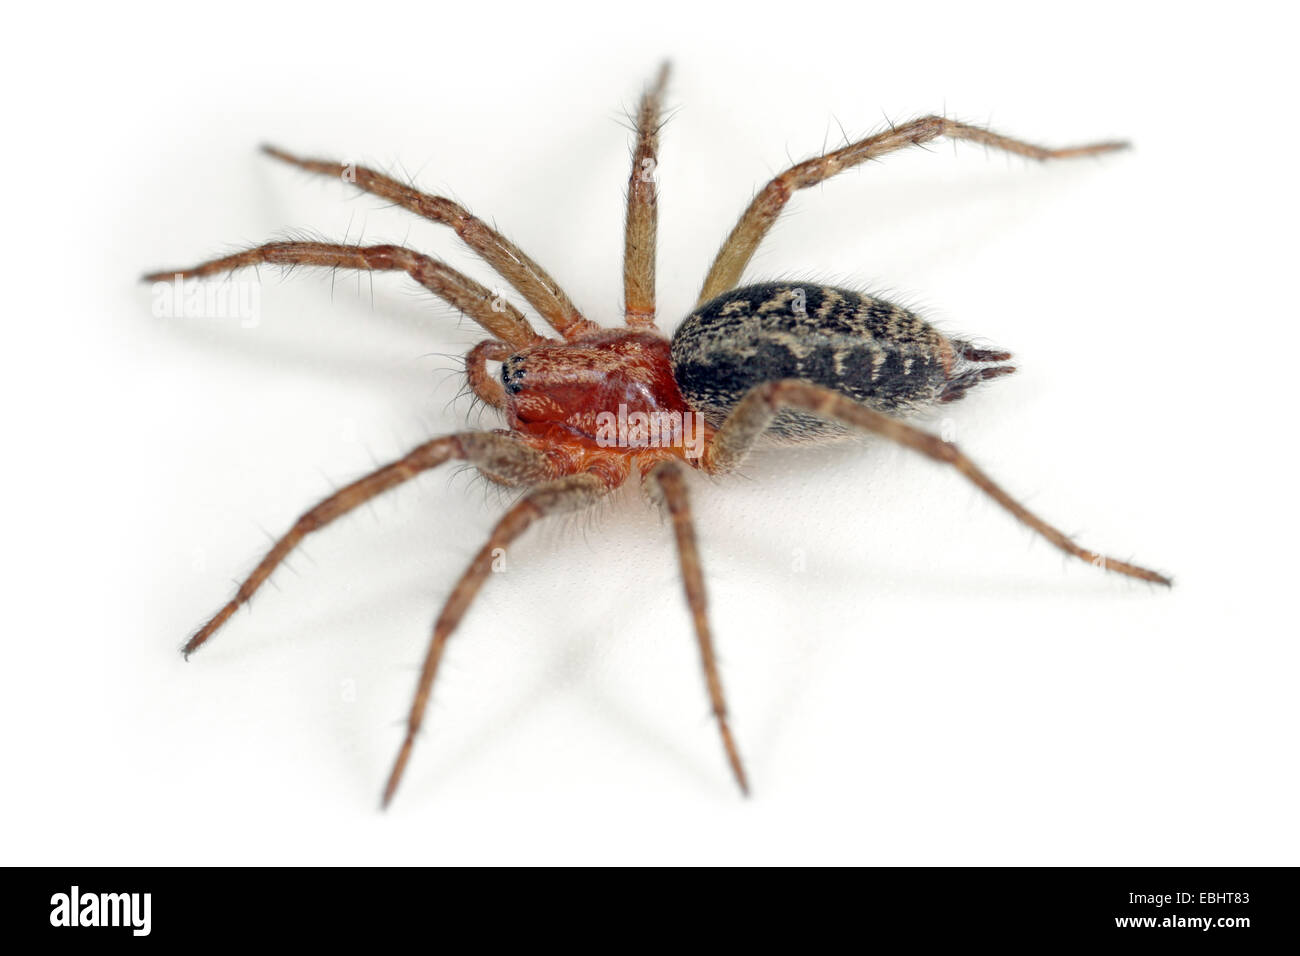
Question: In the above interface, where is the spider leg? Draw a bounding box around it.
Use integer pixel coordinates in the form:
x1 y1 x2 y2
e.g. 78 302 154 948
382 472 611 807
261 145 601 341
183 432 553 658
145 241 541 350
646 460 749 796
623 61 671 329
703 380 1171 586
698 116 1128 305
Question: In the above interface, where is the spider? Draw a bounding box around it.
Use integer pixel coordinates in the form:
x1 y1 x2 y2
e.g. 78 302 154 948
145 62 1170 807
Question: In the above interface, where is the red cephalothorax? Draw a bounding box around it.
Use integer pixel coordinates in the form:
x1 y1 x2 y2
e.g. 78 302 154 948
501 329 711 478
147 62 1168 807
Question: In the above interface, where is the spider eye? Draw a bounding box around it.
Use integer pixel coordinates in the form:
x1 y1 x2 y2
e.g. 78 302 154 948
501 355 526 394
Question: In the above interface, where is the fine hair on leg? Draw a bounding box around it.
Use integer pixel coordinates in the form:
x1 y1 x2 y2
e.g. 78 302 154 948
261 145 600 340
145 240 540 349
646 459 749 795
183 432 554 658
704 380 1170 586
383 471 612 807
698 116 1128 305
623 61 671 329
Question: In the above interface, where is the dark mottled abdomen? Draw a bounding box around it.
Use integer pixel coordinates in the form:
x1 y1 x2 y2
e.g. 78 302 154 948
671 283 963 441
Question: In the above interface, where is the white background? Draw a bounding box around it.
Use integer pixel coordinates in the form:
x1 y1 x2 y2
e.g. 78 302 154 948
5 1 1296 865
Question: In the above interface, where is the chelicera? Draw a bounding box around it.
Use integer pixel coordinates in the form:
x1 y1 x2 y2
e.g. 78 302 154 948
146 63 1170 806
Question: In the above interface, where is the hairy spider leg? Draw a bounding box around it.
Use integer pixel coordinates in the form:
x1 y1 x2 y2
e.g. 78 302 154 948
646 460 749 795
262 145 602 341
703 380 1171 586
145 241 541 349
624 61 671 330
383 471 614 807
181 433 554 658
698 116 1128 305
